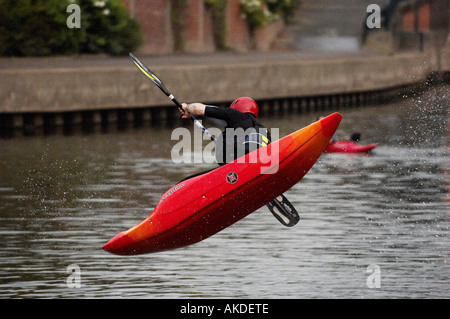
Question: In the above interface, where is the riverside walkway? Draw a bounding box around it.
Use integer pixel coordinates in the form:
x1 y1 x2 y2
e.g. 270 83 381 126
1 49 447 114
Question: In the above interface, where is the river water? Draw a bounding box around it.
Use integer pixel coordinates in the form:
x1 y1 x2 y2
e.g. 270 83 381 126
0 85 448 299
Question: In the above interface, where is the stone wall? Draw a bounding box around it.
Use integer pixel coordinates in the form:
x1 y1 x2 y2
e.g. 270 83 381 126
0 53 445 113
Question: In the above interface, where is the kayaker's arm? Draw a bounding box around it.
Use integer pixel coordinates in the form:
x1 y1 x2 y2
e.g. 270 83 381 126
204 105 231 121
181 103 236 122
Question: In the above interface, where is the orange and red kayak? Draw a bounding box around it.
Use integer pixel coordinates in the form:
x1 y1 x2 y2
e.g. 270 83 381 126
102 112 342 255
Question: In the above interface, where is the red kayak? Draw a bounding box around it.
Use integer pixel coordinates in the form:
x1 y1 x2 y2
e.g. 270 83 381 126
102 112 342 255
325 141 377 153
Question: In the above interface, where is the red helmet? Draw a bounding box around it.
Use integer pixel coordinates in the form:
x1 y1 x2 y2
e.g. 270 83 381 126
230 97 259 117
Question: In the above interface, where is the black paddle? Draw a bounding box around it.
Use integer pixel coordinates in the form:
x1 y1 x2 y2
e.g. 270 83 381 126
129 53 299 227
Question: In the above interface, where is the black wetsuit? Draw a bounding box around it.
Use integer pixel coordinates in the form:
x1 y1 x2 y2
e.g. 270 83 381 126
179 106 271 182
204 106 271 165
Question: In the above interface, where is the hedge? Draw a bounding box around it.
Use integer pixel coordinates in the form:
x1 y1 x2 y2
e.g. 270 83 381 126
0 0 143 56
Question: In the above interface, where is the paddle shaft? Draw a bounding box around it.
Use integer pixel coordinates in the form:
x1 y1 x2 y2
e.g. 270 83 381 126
129 53 215 142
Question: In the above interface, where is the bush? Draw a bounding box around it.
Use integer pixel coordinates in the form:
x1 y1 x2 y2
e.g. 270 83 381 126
0 0 143 56
240 0 301 33
0 0 81 56
78 0 143 55
267 0 302 22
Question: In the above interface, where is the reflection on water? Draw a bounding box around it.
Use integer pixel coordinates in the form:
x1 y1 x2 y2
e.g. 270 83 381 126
0 85 448 298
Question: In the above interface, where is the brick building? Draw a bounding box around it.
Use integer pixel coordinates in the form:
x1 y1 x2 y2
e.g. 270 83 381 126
394 0 449 50
123 0 283 55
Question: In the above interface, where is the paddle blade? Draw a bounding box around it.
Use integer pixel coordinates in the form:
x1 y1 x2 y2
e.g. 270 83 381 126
129 53 170 96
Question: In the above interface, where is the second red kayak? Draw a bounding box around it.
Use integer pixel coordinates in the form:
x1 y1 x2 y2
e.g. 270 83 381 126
325 141 377 153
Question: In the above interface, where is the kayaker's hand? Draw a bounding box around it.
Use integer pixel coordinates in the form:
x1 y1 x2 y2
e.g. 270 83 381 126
180 103 192 119
180 103 206 118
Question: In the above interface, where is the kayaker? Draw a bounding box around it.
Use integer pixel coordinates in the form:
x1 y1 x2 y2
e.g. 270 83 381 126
347 132 361 142
180 97 300 228
180 97 271 165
